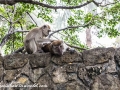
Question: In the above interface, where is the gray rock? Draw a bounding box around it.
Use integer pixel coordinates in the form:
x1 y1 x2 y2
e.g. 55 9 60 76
37 74 53 90
0 68 4 82
30 68 45 83
1 47 120 90
52 52 82 65
0 55 3 67
4 70 20 82
67 73 77 81
78 66 93 86
52 66 68 84
83 47 115 66
29 53 51 68
114 48 120 66
66 63 78 73
55 81 88 90
91 74 120 90
4 54 28 70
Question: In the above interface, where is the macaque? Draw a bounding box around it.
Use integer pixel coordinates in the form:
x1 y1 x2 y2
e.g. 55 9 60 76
24 25 51 54
42 40 75 56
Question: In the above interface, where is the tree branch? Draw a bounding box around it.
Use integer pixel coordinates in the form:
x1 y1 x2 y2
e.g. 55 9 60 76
0 0 93 9
0 0 117 9
0 30 28 48
66 43 86 50
100 2 116 7
0 0 32 5
26 12 38 26
48 22 91 38
13 13 25 24
93 0 117 7
0 14 9 22
30 0 92 9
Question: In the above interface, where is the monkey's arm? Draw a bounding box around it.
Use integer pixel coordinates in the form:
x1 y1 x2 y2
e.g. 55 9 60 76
36 38 53 43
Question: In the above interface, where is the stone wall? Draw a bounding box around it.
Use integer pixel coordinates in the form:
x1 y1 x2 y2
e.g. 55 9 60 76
0 47 120 90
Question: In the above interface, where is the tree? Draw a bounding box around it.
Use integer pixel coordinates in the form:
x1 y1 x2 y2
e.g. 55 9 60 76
0 0 120 55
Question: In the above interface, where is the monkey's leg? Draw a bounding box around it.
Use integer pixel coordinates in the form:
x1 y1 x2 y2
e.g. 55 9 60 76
29 39 38 54
36 43 44 53
37 49 44 53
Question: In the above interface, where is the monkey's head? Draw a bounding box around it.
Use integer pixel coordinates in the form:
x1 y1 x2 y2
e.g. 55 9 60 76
41 25 51 37
51 40 64 56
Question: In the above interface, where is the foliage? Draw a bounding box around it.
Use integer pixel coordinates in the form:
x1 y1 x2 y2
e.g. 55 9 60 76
0 0 120 54
0 2 53 54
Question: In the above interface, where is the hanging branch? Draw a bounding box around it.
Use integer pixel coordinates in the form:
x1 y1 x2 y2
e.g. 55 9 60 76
48 21 91 38
26 12 38 26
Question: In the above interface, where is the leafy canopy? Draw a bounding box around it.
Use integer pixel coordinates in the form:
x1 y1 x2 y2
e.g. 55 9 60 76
0 0 120 54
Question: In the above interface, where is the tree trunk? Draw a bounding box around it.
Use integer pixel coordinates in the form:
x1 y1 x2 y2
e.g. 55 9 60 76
86 27 92 48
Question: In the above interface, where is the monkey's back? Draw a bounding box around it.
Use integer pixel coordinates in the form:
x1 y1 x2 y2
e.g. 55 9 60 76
25 27 41 40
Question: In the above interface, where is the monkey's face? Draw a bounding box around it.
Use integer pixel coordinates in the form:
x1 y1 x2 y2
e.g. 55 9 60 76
52 44 64 56
42 25 51 37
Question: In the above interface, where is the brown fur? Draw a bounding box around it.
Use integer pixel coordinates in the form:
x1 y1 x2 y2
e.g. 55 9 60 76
42 40 64 56
52 40 63 46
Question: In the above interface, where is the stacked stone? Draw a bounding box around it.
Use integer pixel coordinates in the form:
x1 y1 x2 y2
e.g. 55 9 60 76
0 47 120 90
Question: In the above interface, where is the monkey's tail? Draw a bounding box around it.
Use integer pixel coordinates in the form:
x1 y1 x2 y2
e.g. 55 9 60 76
14 47 24 53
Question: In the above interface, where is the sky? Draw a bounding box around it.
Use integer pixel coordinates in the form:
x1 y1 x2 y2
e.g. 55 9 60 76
79 30 116 48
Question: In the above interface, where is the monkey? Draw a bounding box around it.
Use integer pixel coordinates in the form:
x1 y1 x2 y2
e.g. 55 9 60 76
42 40 75 56
24 25 51 54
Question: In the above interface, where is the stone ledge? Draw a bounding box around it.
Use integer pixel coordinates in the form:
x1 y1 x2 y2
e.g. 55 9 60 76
0 47 119 90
